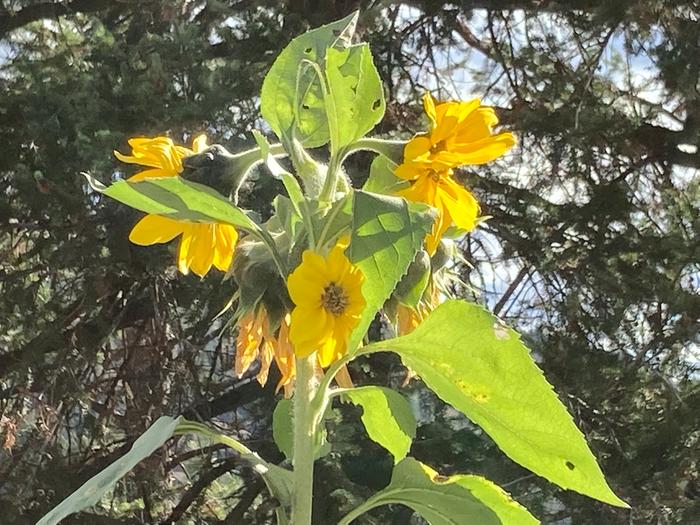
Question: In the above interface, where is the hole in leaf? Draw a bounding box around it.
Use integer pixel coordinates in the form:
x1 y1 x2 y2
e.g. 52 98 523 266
372 99 381 110
565 461 575 470
332 29 341 36
301 104 310 110
304 47 313 54
350 85 357 95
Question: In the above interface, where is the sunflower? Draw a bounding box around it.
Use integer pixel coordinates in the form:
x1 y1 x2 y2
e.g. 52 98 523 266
395 94 515 253
235 308 295 397
115 134 238 277
403 94 516 168
287 243 366 367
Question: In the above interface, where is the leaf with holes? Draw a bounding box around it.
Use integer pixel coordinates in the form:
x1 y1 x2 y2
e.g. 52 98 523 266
260 12 358 147
347 190 434 352
361 300 628 507
342 386 416 463
325 43 385 150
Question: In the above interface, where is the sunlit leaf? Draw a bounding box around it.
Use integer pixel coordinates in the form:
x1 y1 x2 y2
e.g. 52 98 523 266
339 458 503 525
347 190 434 351
260 12 358 147
85 174 258 231
362 154 408 195
325 43 385 150
342 386 416 463
363 300 628 507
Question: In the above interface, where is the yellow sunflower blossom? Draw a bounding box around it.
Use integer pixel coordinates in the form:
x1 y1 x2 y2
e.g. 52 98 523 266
235 308 296 397
287 243 366 367
404 94 516 168
115 134 238 277
395 94 515 254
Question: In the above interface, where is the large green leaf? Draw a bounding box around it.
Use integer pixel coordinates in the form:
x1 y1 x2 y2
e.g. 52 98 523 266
86 174 258 231
456 475 540 525
363 300 628 507
325 43 385 150
347 190 434 351
339 458 506 525
260 12 358 147
37 416 182 525
342 386 416 463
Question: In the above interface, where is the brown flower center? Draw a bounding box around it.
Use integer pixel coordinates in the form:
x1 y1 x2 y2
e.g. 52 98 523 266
430 141 446 154
321 282 349 316
427 169 442 182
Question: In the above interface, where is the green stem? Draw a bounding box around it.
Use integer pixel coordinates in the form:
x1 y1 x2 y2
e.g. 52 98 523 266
319 151 344 204
347 137 406 163
292 354 317 525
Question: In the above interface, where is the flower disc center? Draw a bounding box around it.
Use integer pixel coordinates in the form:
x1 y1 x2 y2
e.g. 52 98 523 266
321 282 349 316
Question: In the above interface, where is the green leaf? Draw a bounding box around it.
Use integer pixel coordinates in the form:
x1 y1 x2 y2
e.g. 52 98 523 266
272 399 330 462
37 416 182 525
394 249 431 308
363 300 628 507
362 154 408 195
339 458 502 525
86 174 258 231
325 43 385 150
455 475 540 525
342 386 416 463
273 399 295 460
347 190 434 352
260 12 358 147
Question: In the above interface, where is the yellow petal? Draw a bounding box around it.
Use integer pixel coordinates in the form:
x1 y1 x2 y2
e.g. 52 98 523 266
436 176 480 231
129 215 185 246
422 93 438 128
187 224 216 277
127 168 176 182
404 135 432 161
177 225 195 275
289 306 331 357
213 224 237 272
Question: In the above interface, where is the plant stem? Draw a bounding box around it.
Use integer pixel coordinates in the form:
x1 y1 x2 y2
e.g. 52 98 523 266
291 354 317 525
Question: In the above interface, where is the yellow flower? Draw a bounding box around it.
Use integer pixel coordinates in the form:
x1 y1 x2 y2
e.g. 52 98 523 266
287 244 366 367
396 162 480 255
115 134 238 277
404 94 516 167
235 308 296 396
395 95 515 253
114 135 208 181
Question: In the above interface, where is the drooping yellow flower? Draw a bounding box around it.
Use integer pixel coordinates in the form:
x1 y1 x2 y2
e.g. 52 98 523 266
396 161 480 254
115 134 238 277
235 307 295 397
395 94 515 253
404 94 516 168
287 243 366 367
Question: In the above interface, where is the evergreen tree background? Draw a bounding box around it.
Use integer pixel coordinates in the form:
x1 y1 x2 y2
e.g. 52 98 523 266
0 1 698 523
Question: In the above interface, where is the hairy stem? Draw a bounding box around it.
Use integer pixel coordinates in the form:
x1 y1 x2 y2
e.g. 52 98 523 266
291 354 317 525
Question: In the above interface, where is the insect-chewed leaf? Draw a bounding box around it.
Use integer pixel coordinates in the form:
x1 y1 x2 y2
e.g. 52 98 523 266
363 300 629 508
325 43 385 149
260 12 358 147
